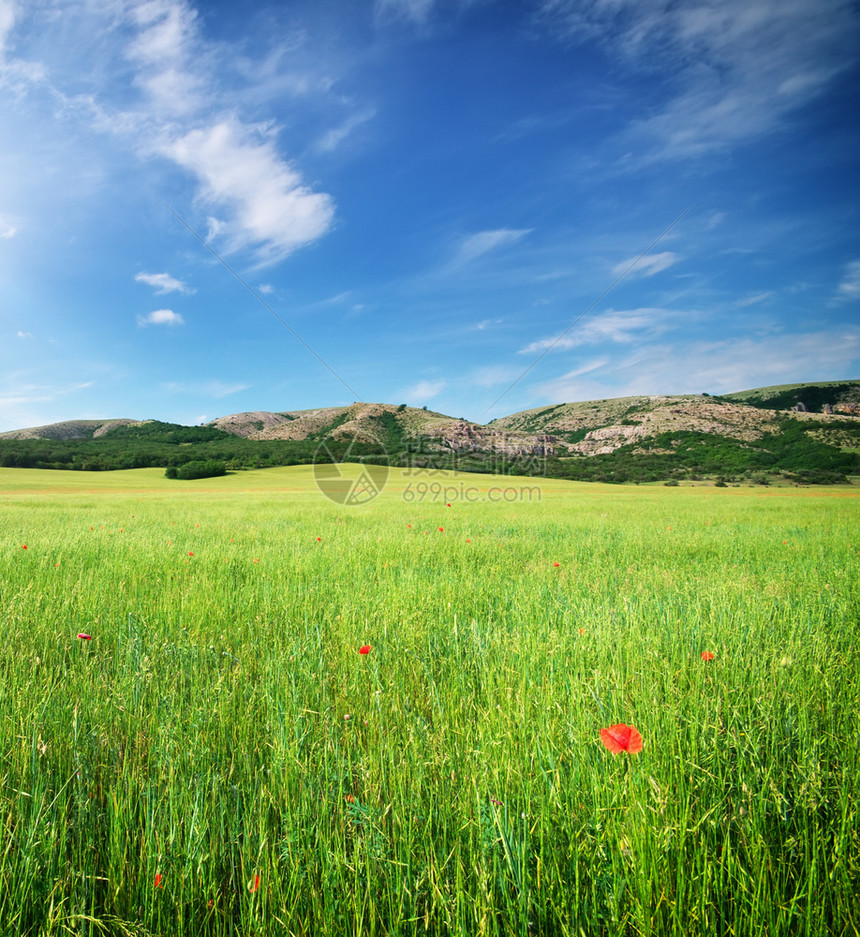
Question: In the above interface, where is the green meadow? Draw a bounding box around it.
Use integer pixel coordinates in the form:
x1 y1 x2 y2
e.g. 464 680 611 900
1 466 858 936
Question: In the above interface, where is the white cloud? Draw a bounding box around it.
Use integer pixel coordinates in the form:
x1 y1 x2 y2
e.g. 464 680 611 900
611 250 677 278
137 308 184 327
403 379 445 403
163 118 335 266
320 290 353 306
120 2 337 264
0 0 14 56
1 222 16 239
519 307 674 354
836 260 860 300
0 0 338 267
535 327 860 403
135 271 193 294
468 365 522 388
540 0 859 159
257 283 274 295
734 291 774 307
473 318 503 331
161 379 249 397
454 228 532 266
375 0 434 25
126 0 205 117
0 378 98 432
316 108 376 153
16 330 32 338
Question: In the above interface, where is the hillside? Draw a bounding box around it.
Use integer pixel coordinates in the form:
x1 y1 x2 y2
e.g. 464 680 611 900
0 418 140 440
723 380 860 414
206 403 560 458
1 380 858 484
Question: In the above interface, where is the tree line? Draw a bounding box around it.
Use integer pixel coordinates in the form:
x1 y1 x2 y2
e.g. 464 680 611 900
0 417 856 484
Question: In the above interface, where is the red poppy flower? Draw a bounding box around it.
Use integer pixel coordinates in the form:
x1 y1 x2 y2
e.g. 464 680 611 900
188 551 194 556
359 645 371 655
701 651 715 661
553 562 560 567
599 724 643 754
154 872 163 889
21 545 27 550
438 527 444 532
316 537 321 541
250 874 260 893
77 633 92 641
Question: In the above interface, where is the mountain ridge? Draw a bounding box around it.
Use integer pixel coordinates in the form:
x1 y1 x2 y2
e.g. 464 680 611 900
4 380 857 446
2 381 858 485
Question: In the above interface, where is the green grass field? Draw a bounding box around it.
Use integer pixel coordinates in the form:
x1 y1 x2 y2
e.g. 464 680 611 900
1 467 858 936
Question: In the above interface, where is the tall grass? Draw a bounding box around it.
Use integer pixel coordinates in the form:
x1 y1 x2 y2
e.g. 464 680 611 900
1 467 858 936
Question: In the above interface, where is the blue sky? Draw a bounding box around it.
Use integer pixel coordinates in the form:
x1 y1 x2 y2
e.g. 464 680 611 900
1 0 858 431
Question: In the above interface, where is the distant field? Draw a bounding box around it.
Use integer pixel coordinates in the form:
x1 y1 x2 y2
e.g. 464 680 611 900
2 467 858 936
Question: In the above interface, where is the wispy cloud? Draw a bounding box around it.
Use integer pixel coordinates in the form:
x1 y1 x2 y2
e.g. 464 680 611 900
137 308 184 327
126 0 205 118
836 259 860 301
519 307 676 354
16 330 33 339
135 271 194 294
472 318 503 331
0 221 16 239
468 365 522 388
734 291 774 307
0 378 97 432
403 378 445 403
536 327 860 403
316 107 376 152
611 250 677 278
453 228 532 267
2 0 338 267
161 379 249 397
375 0 434 25
0 0 13 54
538 0 860 160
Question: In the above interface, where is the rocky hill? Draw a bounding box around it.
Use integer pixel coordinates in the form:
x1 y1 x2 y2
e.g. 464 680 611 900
1 380 857 484
205 403 561 457
723 381 860 414
0 418 140 440
487 392 852 456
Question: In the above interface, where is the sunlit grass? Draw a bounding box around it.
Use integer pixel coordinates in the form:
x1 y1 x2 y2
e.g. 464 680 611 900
1 467 858 935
